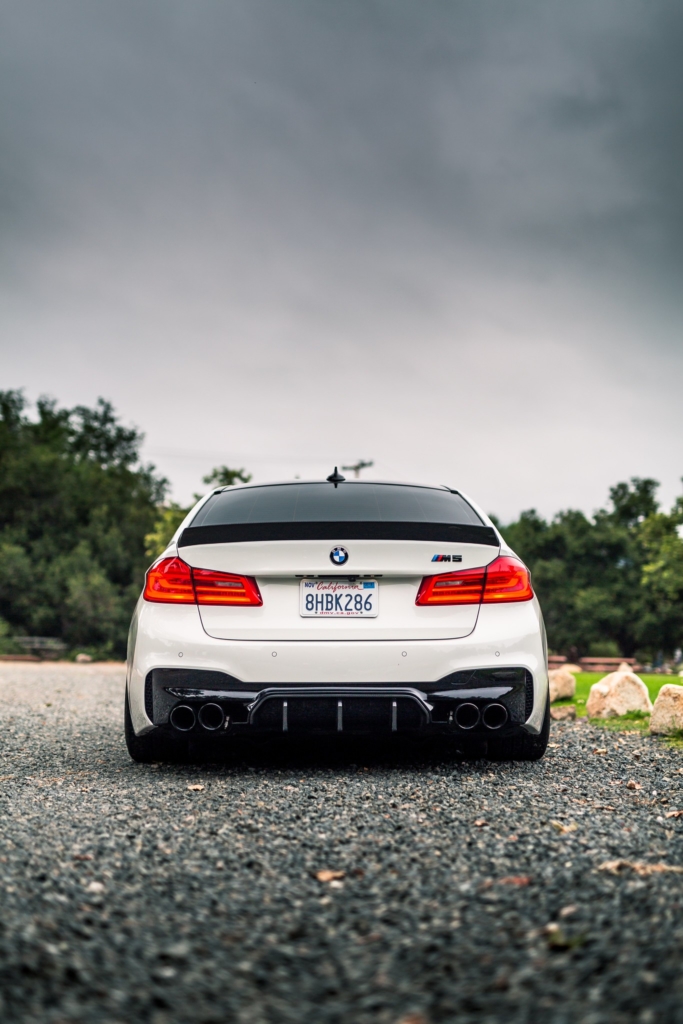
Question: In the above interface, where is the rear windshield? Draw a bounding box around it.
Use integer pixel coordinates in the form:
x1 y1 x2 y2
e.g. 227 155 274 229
190 483 483 527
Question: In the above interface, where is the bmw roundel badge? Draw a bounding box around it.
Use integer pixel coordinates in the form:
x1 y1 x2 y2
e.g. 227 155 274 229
330 546 349 566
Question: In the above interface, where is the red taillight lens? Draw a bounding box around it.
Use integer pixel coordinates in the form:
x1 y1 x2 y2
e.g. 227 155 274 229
143 558 262 606
144 557 195 603
416 567 486 605
482 556 533 603
192 568 262 606
416 555 533 606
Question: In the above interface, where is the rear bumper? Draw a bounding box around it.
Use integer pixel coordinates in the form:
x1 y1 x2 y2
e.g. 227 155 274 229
146 670 538 739
127 595 548 736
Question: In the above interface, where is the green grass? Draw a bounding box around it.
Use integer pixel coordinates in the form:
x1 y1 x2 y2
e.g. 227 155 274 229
588 710 651 734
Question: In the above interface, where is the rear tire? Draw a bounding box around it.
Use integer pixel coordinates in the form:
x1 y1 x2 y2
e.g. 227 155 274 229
486 692 550 762
124 689 189 764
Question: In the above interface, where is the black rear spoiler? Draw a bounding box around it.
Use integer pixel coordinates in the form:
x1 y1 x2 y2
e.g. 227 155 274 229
178 521 499 547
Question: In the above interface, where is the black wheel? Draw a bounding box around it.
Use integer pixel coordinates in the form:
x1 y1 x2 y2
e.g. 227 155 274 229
486 692 550 762
124 689 189 764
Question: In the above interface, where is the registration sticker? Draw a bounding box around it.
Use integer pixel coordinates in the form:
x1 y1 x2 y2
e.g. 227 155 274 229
300 580 378 617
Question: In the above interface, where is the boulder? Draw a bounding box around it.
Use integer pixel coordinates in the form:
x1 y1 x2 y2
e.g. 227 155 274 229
548 667 576 703
75 653 93 663
550 705 576 721
586 671 653 718
650 684 683 735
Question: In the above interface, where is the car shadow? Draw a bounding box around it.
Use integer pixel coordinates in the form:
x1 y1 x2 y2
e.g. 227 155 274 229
177 734 490 772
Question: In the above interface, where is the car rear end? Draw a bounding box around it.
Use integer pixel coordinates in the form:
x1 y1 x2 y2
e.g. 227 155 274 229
126 479 549 760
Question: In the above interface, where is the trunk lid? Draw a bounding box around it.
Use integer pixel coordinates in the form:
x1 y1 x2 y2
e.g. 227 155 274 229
179 538 499 641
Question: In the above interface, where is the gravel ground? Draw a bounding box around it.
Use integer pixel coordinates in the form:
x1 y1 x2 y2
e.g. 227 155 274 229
1 664 682 1024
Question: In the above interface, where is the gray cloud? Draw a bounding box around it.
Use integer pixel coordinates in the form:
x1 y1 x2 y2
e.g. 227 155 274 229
1 0 682 519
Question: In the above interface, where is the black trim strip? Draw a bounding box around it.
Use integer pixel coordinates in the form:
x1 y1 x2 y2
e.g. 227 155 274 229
179 521 499 547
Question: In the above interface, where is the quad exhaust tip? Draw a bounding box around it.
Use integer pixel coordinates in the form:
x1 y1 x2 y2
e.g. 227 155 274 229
169 704 196 732
198 702 225 731
482 702 508 730
452 701 508 730
454 702 480 730
170 702 227 731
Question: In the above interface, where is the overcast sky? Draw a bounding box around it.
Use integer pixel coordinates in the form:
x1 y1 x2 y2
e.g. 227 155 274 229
2 0 682 520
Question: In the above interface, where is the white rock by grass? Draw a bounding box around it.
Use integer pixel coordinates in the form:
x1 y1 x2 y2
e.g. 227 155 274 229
586 671 653 718
549 667 576 703
650 684 683 734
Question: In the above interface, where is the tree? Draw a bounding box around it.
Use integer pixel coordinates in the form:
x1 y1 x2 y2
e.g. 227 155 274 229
144 504 190 560
0 391 167 657
499 478 683 661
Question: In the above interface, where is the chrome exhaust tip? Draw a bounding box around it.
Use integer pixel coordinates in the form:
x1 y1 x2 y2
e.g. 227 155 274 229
197 702 225 731
169 704 196 732
454 702 481 730
482 702 508 730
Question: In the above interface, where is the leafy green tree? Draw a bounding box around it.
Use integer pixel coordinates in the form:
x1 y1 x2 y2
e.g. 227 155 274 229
0 615 21 655
638 498 683 653
0 391 167 657
144 503 191 560
500 477 683 660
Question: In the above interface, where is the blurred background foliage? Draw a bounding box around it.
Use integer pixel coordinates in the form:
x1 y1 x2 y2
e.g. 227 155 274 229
1 391 681 661
0 390 166 658
0 391 245 658
496 477 683 663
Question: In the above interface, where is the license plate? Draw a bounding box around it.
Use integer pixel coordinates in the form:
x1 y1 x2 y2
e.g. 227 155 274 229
300 580 378 617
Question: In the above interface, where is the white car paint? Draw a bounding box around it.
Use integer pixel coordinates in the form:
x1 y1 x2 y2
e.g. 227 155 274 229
126 479 549 752
128 595 548 736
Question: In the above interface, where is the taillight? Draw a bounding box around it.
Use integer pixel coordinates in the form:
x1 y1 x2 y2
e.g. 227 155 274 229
143 557 262 606
192 567 262 606
481 556 533 603
415 556 533 606
416 567 486 605
144 557 195 603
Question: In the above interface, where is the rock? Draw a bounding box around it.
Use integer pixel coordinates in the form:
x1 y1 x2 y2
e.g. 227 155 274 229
548 667 576 702
585 671 653 718
75 653 93 663
650 684 683 734
563 664 582 674
550 705 576 721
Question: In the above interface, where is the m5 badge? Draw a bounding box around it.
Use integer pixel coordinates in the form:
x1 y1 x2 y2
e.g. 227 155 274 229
431 554 463 562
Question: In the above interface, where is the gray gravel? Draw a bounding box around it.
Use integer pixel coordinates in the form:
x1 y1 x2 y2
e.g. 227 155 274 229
1 664 682 1024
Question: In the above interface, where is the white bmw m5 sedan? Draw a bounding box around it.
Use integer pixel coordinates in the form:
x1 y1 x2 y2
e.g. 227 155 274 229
125 472 550 762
